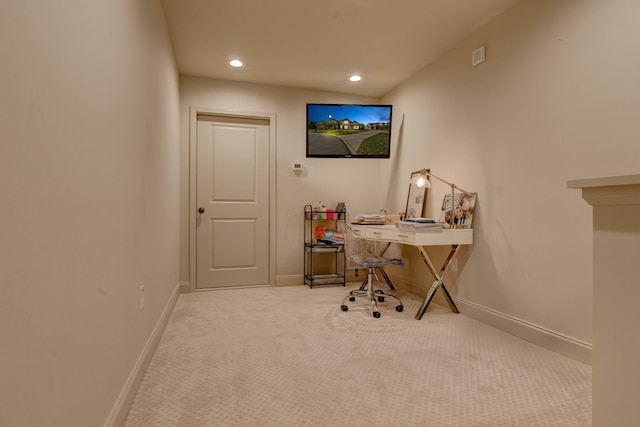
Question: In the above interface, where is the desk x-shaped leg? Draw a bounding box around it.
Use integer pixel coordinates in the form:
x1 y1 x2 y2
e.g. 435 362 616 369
415 245 461 320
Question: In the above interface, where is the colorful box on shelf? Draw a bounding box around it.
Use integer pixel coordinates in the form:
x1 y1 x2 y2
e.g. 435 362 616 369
312 209 336 220
314 227 344 244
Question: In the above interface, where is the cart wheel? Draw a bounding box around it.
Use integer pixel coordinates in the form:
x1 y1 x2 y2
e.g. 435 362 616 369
396 305 404 312
349 296 355 302
341 305 349 311
373 311 381 318
378 297 385 302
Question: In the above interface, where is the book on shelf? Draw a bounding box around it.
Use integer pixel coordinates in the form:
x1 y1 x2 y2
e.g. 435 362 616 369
309 244 342 252
314 227 344 244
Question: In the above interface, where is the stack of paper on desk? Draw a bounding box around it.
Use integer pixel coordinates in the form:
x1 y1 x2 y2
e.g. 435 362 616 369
395 218 444 232
352 213 385 225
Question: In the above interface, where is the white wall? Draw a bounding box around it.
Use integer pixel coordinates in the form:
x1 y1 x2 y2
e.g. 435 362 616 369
178 0 640 360
382 0 640 353
179 77 386 284
0 1 180 426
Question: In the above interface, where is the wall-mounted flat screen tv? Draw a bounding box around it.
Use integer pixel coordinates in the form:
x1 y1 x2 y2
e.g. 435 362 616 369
306 103 392 158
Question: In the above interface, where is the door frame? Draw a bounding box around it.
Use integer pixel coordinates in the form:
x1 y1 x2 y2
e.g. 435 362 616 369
189 106 277 292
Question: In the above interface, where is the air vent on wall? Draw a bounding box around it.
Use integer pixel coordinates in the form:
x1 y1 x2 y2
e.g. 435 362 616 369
472 46 486 67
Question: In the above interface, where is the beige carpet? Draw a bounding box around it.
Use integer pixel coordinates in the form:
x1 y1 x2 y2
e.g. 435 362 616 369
125 285 591 426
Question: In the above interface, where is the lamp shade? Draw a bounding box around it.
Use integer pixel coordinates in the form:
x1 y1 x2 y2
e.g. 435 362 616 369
411 170 431 188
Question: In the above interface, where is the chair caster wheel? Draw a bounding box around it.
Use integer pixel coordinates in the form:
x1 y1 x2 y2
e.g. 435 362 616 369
373 311 381 318
341 305 349 311
378 297 385 302
396 305 404 312
349 296 355 302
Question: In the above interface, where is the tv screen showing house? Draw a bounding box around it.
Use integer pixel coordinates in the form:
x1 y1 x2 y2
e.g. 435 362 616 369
306 104 392 158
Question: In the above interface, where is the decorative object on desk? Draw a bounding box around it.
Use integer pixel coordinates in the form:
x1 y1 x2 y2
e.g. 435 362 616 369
410 168 475 229
383 213 402 224
439 192 477 229
406 170 429 218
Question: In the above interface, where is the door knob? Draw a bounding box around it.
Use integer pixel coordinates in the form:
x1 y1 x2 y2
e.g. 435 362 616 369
198 207 205 214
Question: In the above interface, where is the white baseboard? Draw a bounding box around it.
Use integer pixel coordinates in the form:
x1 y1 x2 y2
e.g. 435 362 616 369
276 270 362 287
388 275 592 365
275 274 303 287
104 282 182 427
454 297 592 365
178 281 191 294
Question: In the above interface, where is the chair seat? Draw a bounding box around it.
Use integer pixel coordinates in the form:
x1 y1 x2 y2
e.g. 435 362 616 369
350 255 403 268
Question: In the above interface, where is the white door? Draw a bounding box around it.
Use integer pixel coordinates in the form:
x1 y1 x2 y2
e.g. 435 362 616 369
196 115 270 289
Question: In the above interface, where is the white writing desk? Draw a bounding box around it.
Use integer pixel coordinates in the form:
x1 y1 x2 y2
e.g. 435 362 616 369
351 224 473 319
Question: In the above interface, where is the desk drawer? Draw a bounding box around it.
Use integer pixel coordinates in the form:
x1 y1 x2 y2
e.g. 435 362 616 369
352 226 395 240
394 231 415 244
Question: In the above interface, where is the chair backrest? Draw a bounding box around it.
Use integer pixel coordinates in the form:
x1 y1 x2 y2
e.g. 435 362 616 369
338 219 403 269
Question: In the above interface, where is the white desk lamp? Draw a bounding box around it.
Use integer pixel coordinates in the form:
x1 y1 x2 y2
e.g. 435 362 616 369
410 168 472 229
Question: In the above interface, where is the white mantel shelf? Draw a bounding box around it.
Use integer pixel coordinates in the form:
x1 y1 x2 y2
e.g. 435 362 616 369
568 173 640 206
567 173 640 188
568 173 640 427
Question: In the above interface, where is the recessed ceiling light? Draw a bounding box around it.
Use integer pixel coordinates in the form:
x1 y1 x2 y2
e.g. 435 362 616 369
349 75 362 82
229 59 244 68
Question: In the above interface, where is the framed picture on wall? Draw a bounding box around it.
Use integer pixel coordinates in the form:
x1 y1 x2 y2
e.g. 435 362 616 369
405 170 429 218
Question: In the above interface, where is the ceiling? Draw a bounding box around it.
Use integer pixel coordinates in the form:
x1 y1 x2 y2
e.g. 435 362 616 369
161 0 521 98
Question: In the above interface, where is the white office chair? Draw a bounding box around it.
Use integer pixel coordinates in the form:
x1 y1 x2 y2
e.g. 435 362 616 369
339 222 404 318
